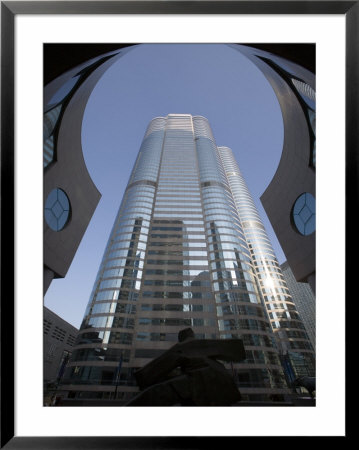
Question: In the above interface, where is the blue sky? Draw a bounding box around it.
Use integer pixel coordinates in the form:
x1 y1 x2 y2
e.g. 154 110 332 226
44 44 285 328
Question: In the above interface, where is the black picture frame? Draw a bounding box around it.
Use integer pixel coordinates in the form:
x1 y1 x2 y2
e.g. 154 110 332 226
1 1 351 447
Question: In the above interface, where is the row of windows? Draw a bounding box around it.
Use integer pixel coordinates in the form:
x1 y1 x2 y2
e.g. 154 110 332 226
148 241 207 247
110 234 148 245
145 268 208 277
210 260 251 273
209 242 248 252
213 280 255 292
143 279 211 287
155 194 201 201
215 292 260 304
153 213 203 218
147 250 208 257
113 225 148 238
212 269 254 283
218 318 270 332
146 259 208 266
269 310 300 320
106 249 145 261
266 301 297 311
156 187 201 192
62 365 137 386
155 203 202 209
107 244 146 257
116 212 151 223
261 286 289 296
151 226 205 232
103 258 144 271
206 221 244 235
140 303 214 312
95 290 139 302
101 267 142 279
63 365 286 389
244 350 280 365
70 348 131 363
111 217 150 230
76 330 133 345
142 291 213 299
88 302 137 315
216 304 265 318
233 368 286 389
271 320 306 330
149 233 206 240
138 317 215 327
220 333 274 348
82 316 135 330
99 279 141 291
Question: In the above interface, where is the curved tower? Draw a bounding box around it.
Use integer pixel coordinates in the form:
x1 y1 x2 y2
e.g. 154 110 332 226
218 146 315 382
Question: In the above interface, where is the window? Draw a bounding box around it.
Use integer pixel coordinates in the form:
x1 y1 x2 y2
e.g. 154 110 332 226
44 188 71 231
291 193 315 236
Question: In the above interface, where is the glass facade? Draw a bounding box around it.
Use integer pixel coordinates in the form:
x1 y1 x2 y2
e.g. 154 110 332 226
280 261 316 350
218 147 315 382
62 114 314 403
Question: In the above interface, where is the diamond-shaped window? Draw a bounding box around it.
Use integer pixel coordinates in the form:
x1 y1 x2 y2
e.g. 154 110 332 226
292 193 315 236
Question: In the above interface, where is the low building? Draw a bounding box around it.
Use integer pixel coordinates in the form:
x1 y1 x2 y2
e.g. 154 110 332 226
44 306 78 385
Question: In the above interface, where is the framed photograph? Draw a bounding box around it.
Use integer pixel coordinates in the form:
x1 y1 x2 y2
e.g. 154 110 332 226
1 1 351 447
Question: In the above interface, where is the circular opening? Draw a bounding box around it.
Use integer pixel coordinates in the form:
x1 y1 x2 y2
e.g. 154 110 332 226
292 192 315 236
45 188 71 231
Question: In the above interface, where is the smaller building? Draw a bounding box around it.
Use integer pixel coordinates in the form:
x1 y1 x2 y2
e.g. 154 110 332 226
280 261 316 350
44 306 78 385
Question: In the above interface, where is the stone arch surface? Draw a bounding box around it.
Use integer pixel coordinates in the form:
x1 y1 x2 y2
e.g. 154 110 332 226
44 43 315 293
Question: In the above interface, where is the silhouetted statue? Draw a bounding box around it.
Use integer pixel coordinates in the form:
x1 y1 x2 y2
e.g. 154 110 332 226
292 376 316 398
126 328 245 406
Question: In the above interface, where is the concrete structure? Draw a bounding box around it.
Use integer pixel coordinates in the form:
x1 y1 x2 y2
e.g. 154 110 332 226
61 115 314 404
43 43 316 301
44 306 78 383
281 261 316 350
43 47 133 293
230 45 316 294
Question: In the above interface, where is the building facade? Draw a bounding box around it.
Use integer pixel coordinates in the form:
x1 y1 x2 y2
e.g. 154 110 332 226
61 115 314 404
218 147 315 382
44 306 78 384
280 261 316 350
231 45 316 293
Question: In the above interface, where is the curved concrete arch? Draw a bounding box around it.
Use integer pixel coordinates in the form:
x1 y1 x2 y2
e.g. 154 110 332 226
44 46 135 292
44 43 315 294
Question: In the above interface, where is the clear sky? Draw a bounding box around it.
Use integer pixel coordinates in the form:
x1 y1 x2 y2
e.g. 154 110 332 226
44 43 285 328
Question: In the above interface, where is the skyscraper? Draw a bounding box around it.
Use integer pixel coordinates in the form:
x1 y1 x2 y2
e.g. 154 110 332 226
280 261 316 350
62 114 314 404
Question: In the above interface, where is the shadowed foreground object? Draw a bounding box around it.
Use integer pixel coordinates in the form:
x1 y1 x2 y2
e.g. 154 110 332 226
292 376 316 398
126 328 245 406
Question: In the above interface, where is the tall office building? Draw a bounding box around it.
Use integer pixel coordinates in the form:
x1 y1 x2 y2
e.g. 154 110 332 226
62 114 314 403
281 261 316 350
218 147 315 384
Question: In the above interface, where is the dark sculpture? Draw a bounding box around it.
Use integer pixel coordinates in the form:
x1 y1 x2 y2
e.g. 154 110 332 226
126 328 245 406
292 376 316 398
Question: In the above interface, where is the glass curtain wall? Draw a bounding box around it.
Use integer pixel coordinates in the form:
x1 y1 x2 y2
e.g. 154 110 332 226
218 146 315 382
